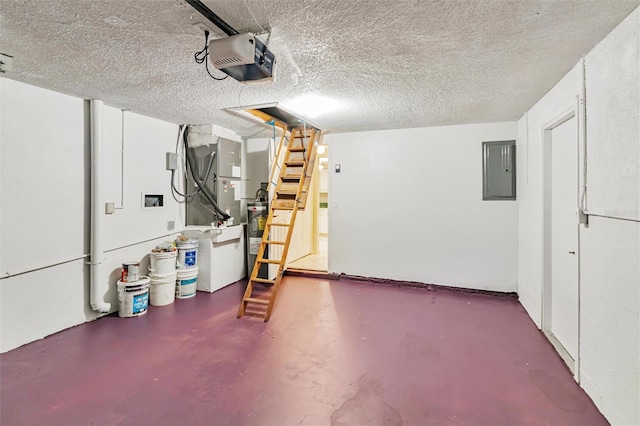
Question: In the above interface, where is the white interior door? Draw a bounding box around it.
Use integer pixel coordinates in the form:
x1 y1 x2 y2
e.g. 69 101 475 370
549 116 579 362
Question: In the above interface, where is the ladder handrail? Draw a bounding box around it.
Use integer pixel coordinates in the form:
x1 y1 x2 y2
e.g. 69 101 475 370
267 127 288 195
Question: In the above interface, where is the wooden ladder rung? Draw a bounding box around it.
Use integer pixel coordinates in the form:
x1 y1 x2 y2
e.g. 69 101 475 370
244 297 270 305
258 259 282 264
266 222 291 227
272 200 295 210
264 240 285 245
289 147 305 152
278 189 306 196
252 278 275 284
281 174 302 180
278 182 299 191
286 161 305 166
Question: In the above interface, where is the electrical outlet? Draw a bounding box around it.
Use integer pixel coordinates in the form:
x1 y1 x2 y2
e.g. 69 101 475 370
0 53 14 73
167 220 175 231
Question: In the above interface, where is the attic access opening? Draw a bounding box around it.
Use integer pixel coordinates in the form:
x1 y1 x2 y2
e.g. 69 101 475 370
224 103 321 132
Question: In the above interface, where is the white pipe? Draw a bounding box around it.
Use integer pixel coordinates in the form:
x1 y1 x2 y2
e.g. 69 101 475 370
583 211 640 223
90 99 111 313
580 58 588 212
116 109 125 209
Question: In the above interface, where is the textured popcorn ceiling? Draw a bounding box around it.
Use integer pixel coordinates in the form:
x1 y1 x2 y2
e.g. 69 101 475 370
1 0 638 135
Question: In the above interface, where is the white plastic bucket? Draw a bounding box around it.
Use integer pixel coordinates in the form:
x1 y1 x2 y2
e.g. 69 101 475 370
149 272 177 306
117 277 150 318
150 251 177 276
176 266 198 299
176 240 199 269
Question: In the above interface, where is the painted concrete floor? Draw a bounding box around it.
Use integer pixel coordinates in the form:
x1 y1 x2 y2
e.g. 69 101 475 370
1 277 606 425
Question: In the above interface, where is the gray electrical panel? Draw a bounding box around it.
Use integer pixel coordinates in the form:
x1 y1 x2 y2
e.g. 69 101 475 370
482 140 516 200
186 138 242 226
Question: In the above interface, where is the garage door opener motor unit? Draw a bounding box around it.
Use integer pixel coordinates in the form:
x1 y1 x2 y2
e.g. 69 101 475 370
208 33 275 83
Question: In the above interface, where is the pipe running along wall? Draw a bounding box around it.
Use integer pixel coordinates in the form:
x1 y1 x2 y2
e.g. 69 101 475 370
90 100 111 313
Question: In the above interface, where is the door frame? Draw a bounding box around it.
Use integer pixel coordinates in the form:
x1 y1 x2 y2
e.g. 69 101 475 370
540 102 581 380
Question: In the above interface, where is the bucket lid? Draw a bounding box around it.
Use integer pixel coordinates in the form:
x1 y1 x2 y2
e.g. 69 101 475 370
150 250 177 257
176 265 199 276
117 276 150 286
149 272 177 281
176 239 198 246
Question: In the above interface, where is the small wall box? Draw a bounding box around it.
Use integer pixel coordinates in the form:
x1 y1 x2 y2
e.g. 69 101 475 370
142 193 164 208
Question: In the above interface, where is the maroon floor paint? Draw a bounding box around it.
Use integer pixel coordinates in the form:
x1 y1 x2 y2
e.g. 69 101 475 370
1 277 607 425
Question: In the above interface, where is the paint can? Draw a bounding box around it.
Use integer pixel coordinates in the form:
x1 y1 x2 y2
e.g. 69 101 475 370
150 251 177 276
176 239 199 269
149 272 177 306
176 266 198 299
117 277 150 318
121 261 141 282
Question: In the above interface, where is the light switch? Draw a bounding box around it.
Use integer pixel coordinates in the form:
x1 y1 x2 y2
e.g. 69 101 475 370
335 164 341 173
105 202 115 214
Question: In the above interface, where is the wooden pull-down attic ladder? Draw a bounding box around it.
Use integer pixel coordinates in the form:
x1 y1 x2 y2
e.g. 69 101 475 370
238 125 320 321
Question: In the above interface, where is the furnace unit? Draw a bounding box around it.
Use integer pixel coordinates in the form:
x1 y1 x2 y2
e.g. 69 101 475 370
185 133 242 227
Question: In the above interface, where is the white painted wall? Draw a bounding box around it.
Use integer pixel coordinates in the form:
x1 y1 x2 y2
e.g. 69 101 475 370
517 7 640 424
324 122 518 292
1 79 87 275
581 8 639 424
102 109 183 249
0 79 183 353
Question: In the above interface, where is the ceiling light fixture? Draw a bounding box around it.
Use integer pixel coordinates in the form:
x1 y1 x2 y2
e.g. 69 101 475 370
281 94 343 119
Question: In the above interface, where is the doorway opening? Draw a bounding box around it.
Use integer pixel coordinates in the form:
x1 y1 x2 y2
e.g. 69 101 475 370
541 106 580 378
287 142 329 272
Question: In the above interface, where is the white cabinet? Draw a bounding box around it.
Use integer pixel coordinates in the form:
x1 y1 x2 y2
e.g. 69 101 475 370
184 225 246 293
